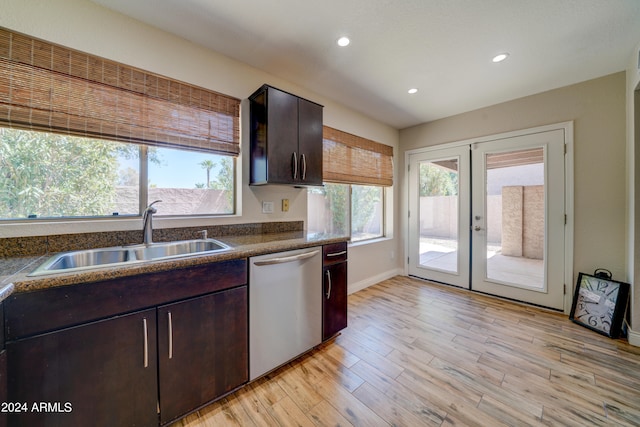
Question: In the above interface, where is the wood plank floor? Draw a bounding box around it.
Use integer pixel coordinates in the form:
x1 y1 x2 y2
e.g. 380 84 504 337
169 275 640 426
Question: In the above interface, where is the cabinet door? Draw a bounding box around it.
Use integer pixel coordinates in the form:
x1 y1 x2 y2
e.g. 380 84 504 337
7 309 158 427
158 286 248 424
323 262 348 341
298 98 323 185
266 87 299 183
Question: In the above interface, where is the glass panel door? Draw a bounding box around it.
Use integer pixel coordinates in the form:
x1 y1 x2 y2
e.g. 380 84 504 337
484 147 545 288
408 146 470 288
471 129 565 310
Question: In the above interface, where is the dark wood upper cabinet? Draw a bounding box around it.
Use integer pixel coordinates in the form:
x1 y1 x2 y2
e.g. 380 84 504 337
249 85 323 186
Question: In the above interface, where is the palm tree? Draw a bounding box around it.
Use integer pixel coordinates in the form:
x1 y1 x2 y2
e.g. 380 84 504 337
199 160 216 188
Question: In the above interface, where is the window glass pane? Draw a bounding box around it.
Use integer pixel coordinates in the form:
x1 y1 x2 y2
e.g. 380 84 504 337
148 147 234 215
351 185 384 242
0 128 139 219
307 183 349 236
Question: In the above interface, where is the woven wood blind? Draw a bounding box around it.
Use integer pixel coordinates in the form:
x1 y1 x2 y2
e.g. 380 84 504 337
0 28 240 155
323 126 393 186
486 148 543 169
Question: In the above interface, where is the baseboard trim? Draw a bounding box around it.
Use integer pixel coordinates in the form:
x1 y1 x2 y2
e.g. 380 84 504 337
348 268 404 295
628 326 640 347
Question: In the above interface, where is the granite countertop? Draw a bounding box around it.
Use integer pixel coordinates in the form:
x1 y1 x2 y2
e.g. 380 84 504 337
0 231 349 296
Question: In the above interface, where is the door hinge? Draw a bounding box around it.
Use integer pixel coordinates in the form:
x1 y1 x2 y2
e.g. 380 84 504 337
563 284 566 295
564 214 567 225
407 257 410 264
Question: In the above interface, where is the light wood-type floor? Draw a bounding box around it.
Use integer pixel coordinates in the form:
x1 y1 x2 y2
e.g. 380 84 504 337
170 275 640 426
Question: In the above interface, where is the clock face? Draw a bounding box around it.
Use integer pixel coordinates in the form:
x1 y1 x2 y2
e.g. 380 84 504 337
574 275 620 334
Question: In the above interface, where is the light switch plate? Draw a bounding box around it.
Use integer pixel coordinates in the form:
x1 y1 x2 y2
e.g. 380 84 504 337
262 201 274 214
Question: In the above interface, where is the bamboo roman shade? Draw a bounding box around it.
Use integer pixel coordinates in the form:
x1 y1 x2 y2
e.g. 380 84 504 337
323 126 393 186
0 28 240 155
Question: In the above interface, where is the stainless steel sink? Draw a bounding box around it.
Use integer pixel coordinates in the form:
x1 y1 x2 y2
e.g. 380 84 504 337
29 239 230 276
131 239 228 261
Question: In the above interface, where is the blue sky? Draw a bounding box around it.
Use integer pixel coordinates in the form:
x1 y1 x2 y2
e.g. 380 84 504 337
119 147 224 188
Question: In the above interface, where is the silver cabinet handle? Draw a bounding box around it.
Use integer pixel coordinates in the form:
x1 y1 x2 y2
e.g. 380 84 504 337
326 250 347 258
254 250 319 266
142 318 149 368
300 154 307 180
325 269 332 299
168 311 173 359
292 152 298 179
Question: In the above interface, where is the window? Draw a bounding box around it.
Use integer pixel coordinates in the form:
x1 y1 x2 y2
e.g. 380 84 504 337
309 126 392 242
308 183 384 242
0 128 235 220
0 28 240 221
147 146 234 216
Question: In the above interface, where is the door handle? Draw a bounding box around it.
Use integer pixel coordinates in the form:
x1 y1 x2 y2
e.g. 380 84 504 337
168 311 173 359
142 318 149 368
474 226 483 231
300 154 307 180
326 250 347 258
292 152 298 179
325 269 332 299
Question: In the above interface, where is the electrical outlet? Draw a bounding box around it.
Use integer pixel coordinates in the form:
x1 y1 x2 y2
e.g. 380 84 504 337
282 199 289 212
262 201 274 214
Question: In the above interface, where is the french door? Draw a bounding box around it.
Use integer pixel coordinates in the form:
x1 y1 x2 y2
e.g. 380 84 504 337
408 127 567 310
407 146 471 288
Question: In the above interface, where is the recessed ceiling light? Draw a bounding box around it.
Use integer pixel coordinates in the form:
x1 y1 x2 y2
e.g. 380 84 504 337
337 36 350 47
408 88 418 94
492 53 509 63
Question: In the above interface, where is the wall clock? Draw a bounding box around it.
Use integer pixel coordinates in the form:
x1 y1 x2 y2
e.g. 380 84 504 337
569 272 630 338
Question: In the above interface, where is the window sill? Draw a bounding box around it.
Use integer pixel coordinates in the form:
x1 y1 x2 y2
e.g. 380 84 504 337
348 236 392 248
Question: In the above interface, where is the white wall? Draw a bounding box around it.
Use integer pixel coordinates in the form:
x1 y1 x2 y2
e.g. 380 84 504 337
0 0 402 286
627 38 640 345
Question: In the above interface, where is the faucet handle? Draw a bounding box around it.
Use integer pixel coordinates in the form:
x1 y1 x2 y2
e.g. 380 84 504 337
197 230 208 240
146 199 162 213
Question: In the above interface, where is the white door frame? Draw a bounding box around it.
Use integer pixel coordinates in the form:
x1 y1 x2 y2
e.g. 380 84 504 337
404 121 574 313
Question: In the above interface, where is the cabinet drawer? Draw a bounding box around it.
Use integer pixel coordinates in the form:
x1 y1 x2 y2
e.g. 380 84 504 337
323 242 347 265
6 259 247 341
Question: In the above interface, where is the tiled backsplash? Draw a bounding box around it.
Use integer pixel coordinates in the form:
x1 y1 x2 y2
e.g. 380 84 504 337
0 221 304 258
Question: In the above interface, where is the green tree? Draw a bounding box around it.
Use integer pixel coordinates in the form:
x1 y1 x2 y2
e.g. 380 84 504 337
351 185 381 235
0 128 121 218
323 184 349 235
199 159 216 188
419 163 458 196
209 157 234 212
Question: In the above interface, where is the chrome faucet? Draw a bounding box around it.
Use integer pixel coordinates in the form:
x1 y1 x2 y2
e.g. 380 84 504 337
142 200 162 244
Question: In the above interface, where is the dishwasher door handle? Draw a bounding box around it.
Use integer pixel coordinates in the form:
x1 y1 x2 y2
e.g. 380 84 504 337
253 250 320 266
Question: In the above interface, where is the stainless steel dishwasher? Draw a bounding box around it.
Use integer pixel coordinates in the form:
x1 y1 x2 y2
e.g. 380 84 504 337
249 246 322 381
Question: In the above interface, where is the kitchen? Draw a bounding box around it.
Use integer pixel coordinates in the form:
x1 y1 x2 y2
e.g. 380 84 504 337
1 0 640 425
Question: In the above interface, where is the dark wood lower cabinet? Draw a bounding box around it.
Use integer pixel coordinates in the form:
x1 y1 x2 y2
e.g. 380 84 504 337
7 309 158 427
322 242 348 341
158 286 248 425
322 261 348 341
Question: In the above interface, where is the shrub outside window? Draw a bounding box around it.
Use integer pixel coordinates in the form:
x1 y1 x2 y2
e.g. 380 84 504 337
308 183 384 242
0 128 235 220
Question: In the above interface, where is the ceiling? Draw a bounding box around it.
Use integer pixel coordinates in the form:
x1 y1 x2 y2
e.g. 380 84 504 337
91 0 640 129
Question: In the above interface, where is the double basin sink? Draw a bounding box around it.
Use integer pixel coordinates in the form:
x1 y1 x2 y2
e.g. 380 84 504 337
29 239 231 276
